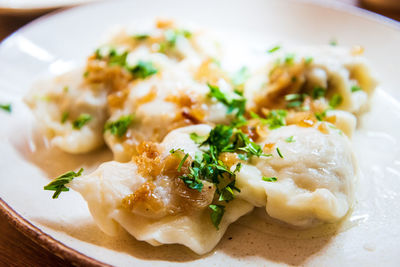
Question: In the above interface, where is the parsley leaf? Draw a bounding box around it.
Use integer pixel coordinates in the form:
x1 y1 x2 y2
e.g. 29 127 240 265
208 84 246 117
104 114 134 137
255 110 287 130
190 132 207 144
329 94 343 108
0 103 11 113
130 61 158 79
276 147 284 158
305 56 313 64
351 85 362 92
284 53 295 65
61 111 69 124
285 136 295 143
134 34 150 40
267 45 281 53
209 204 225 229
44 168 83 199
72 114 92 130
315 110 327 121
262 176 277 182
312 87 326 99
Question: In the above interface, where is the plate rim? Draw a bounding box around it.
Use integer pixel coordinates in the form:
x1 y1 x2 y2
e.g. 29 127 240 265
0 198 109 266
1 0 400 265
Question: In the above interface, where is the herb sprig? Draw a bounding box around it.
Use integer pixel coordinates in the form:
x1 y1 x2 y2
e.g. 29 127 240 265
44 168 83 199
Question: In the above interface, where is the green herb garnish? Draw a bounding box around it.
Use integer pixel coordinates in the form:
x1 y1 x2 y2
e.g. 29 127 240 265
209 204 225 229
262 176 277 182
130 61 158 79
315 110 327 121
104 114 133 137
177 153 189 172
254 110 287 130
351 85 362 92
44 168 83 199
312 86 326 99
267 45 281 53
284 53 295 65
208 84 246 118
134 34 150 40
305 56 313 64
0 103 11 113
276 147 284 158
285 136 295 143
329 94 343 108
61 111 69 124
190 132 207 144
72 114 92 130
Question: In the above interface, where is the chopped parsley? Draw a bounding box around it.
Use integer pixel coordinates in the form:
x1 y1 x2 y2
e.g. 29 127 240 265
351 85 362 92
72 113 92 130
284 53 295 65
329 94 343 108
305 56 313 64
0 103 11 113
329 39 338 46
94 47 158 79
63 86 69 93
175 122 269 228
262 176 277 182
130 61 158 79
208 84 246 118
285 136 295 143
44 168 83 199
177 153 189 172
253 110 287 130
312 86 326 99
276 147 284 158
104 114 134 137
209 204 225 230
285 93 306 109
133 34 150 40
190 132 207 144
61 111 69 124
108 50 128 67
315 110 327 121
159 29 192 53
267 45 281 53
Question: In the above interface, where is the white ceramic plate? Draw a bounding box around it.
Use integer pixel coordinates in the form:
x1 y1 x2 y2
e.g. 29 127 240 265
0 0 100 15
1 0 400 266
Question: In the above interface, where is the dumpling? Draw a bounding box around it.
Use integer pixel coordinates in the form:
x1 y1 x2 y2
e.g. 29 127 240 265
104 64 233 162
244 45 377 139
235 123 357 227
24 68 108 153
246 45 377 114
69 124 253 254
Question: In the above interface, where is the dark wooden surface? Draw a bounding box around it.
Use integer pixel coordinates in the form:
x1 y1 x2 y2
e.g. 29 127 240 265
0 1 399 266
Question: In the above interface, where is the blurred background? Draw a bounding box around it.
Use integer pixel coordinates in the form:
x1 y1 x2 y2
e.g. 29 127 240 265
0 0 399 266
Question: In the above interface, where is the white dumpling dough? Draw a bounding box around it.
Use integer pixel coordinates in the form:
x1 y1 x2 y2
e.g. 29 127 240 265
236 124 357 227
70 124 253 254
24 68 107 153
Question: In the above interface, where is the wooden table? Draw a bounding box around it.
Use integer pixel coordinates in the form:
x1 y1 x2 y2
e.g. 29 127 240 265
0 1 399 266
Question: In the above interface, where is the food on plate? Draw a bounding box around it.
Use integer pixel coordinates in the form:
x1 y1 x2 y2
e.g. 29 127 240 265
33 19 377 254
